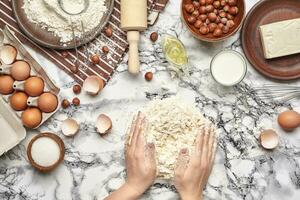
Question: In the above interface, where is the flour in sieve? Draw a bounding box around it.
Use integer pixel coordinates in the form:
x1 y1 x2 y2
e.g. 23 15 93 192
23 0 107 43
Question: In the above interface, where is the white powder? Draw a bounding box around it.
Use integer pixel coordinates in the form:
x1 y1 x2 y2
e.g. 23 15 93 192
31 137 61 167
23 0 107 43
142 97 213 180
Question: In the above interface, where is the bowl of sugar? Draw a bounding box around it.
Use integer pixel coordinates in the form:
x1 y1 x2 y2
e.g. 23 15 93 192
210 50 247 86
27 132 65 172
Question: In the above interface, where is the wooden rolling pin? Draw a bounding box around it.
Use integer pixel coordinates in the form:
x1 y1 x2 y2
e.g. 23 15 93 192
121 0 147 74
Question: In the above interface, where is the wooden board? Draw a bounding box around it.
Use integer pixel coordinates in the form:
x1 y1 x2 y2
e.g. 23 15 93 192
11 0 114 50
241 0 300 80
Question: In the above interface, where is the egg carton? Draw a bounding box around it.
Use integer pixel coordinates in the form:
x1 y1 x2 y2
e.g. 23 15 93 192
0 26 60 156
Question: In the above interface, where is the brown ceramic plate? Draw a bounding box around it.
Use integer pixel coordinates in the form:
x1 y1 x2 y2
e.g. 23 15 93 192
12 0 114 50
241 0 300 80
181 0 245 42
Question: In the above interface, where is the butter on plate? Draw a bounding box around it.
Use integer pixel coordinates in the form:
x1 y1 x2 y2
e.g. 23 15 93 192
259 18 300 59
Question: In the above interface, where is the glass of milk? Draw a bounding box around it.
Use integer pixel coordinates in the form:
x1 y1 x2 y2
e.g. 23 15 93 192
210 50 247 86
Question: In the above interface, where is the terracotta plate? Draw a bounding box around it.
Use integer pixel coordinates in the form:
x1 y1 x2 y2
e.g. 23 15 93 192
11 0 114 50
241 0 300 80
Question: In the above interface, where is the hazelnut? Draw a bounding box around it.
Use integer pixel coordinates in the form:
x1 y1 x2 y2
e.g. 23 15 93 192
184 4 195 13
206 0 214 4
214 9 218 14
90 54 100 64
73 84 81 94
206 5 214 13
228 0 237 6
199 6 206 14
218 23 224 29
208 23 217 33
213 28 222 37
187 16 197 24
229 7 239 15
102 46 109 54
150 32 158 42
221 17 228 24
222 25 230 33
220 0 226 6
215 16 221 23
227 20 235 28
213 1 221 9
199 0 206 6
104 27 113 37
193 1 200 8
219 11 226 18
61 51 69 58
227 13 234 20
208 12 217 22
205 18 210 25
198 14 207 22
223 5 230 12
61 99 70 109
192 10 200 17
194 20 203 29
145 72 153 81
199 26 209 35
72 97 80 106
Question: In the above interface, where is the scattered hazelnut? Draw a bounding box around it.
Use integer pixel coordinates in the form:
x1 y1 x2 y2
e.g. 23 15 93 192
199 0 206 6
206 0 214 4
223 5 230 12
228 6 239 15
192 10 200 17
199 26 209 35
215 16 221 23
208 23 217 33
227 20 235 28
221 17 228 25
104 27 113 37
219 11 226 18
213 28 222 37
187 16 197 24
150 32 158 42
218 23 224 29
73 84 81 94
184 4 195 13
213 1 221 9
192 1 200 8
208 12 217 22
145 72 153 81
72 97 80 106
61 99 70 109
214 9 218 14
199 6 206 14
222 25 230 33
227 13 234 20
90 54 100 64
198 14 207 22
194 20 203 29
220 0 226 6
61 51 69 58
206 5 214 13
228 0 237 6
102 46 109 54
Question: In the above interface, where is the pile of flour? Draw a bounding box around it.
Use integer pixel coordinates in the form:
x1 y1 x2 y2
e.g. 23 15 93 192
23 0 107 43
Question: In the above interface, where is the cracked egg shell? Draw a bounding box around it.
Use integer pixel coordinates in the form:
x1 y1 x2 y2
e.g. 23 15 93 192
259 129 279 150
61 118 79 137
11 60 31 81
96 114 112 135
82 75 104 95
0 75 14 95
0 44 17 64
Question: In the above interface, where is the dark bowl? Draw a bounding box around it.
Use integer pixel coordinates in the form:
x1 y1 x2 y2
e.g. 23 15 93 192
181 0 245 42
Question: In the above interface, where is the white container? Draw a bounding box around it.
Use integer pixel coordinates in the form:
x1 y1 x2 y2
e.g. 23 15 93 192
210 50 247 86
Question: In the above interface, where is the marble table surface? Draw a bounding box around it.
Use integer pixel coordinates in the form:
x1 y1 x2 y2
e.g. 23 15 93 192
1 0 300 199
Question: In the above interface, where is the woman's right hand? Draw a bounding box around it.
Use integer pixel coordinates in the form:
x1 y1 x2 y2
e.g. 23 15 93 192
174 124 217 200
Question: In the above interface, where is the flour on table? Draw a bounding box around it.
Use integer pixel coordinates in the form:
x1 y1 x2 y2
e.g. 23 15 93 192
140 97 214 180
23 0 107 43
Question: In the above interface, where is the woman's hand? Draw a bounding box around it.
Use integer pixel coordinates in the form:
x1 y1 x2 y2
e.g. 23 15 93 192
105 112 156 200
174 124 217 200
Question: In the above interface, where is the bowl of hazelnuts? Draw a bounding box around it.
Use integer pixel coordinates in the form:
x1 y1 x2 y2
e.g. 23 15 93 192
182 0 245 42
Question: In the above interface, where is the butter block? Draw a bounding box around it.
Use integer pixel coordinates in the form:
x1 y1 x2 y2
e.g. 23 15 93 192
259 18 300 59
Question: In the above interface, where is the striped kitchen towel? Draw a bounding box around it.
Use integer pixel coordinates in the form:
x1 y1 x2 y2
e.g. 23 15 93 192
0 0 169 85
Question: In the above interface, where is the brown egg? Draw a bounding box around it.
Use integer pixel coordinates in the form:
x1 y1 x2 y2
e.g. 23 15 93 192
38 92 58 113
11 61 31 81
21 107 42 128
10 92 28 111
278 110 300 131
24 77 44 97
0 75 14 95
